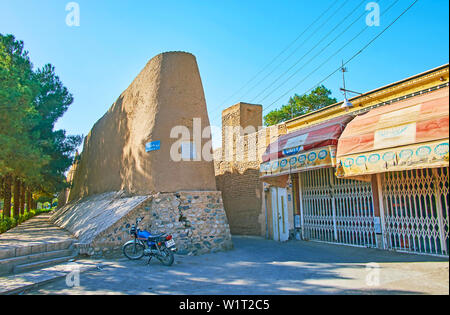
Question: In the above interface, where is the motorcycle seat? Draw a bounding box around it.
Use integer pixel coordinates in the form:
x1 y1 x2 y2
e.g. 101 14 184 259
149 233 165 240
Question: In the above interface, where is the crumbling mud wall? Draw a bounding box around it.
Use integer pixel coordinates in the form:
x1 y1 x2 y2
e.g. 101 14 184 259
69 52 216 202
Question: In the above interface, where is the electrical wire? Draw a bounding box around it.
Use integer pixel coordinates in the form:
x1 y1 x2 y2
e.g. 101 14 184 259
223 0 418 137
263 0 415 114
209 0 339 118
235 0 351 104
251 0 368 105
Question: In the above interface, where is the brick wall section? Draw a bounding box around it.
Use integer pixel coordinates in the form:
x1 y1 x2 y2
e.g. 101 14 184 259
215 162 262 236
215 102 287 236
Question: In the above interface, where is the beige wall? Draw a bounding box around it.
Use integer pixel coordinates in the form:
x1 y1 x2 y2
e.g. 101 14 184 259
69 52 216 201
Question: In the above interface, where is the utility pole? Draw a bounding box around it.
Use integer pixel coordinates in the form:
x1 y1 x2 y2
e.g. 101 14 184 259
341 60 348 100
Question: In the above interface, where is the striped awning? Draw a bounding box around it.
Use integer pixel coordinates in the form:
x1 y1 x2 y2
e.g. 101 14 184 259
336 87 449 177
260 115 353 178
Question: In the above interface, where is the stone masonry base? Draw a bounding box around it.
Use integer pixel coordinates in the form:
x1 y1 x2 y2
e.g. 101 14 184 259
79 191 233 258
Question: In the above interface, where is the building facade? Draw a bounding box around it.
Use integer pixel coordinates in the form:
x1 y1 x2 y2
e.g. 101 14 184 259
260 64 449 257
217 64 449 257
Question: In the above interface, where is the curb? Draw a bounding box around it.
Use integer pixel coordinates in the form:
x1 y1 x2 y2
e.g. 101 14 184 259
0 260 102 295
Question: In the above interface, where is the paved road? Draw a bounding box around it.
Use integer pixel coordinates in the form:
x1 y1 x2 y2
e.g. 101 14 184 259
26 236 449 295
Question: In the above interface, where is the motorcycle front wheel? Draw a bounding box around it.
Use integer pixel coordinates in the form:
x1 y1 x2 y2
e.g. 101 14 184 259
157 248 174 266
123 242 145 260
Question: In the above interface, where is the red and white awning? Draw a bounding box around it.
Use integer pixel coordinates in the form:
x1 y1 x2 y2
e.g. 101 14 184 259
261 115 353 178
336 87 449 177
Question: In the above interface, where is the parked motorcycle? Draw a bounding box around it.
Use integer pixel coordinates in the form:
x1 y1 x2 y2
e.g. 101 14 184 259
123 217 176 266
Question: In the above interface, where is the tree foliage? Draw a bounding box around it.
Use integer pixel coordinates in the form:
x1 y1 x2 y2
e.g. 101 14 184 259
32 64 82 193
0 33 81 203
0 34 46 181
263 85 337 126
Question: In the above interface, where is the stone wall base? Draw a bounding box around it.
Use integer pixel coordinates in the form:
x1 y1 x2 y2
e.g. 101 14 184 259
85 191 233 258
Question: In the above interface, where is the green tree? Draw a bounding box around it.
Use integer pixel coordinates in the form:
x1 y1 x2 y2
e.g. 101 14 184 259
32 64 82 194
264 85 337 126
0 33 81 216
0 34 47 216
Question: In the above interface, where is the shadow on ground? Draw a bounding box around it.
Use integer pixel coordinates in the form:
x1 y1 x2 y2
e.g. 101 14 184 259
26 236 449 295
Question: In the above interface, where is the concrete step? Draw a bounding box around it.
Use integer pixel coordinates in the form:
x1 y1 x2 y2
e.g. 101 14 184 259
0 239 75 261
13 255 78 274
0 214 77 263
0 248 75 276
0 259 103 295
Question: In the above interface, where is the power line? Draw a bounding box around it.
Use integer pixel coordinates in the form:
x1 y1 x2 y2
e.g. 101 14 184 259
234 0 350 105
263 0 413 114
216 0 419 154
251 0 367 105
209 0 339 119
225 0 417 138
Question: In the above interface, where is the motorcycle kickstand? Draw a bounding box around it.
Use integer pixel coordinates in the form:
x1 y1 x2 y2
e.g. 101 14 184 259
147 256 153 265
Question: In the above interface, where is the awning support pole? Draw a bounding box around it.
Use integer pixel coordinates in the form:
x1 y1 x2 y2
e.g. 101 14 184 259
298 174 305 240
376 173 387 250
264 186 269 240
329 168 338 242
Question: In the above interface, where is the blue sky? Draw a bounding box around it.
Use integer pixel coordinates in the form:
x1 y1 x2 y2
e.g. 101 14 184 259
1 0 449 149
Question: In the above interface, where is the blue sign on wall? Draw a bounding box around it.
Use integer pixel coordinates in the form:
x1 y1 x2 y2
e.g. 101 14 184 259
282 145 303 157
145 141 161 152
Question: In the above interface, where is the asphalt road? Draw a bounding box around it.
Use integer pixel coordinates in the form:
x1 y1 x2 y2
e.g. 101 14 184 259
26 236 449 295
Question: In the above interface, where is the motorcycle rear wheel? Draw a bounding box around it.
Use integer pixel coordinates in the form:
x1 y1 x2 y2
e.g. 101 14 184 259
123 242 145 260
157 248 174 266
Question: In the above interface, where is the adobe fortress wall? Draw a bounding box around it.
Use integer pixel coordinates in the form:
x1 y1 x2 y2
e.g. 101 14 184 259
52 52 232 256
69 52 216 202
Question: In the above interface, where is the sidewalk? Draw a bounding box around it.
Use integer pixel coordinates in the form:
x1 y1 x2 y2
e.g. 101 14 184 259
0 213 82 294
0 213 76 256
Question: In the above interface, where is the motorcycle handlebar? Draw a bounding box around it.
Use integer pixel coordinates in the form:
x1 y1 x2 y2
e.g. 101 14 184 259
136 216 145 224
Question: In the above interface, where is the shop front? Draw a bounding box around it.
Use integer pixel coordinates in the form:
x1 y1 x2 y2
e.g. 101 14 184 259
336 87 449 256
261 115 379 247
258 65 449 256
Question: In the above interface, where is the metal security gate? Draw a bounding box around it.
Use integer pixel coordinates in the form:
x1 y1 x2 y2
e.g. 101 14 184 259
299 168 377 247
300 168 335 242
380 167 449 256
333 175 377 247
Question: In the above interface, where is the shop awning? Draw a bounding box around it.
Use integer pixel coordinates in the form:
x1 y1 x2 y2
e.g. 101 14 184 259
336 87 449 177
260 115 353 178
